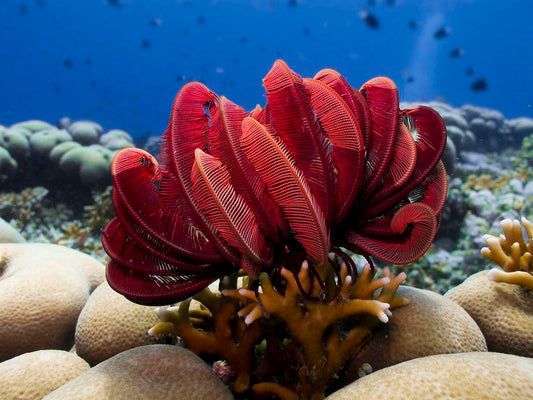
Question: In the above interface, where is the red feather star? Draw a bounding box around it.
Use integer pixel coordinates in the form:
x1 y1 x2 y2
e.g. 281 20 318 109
102 60 447 305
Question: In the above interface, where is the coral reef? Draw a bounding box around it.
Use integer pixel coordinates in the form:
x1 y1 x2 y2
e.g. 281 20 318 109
326 352 533 400
75 281 163 366
481 216 533 289
43 345 234 400
445 270 533 357
150 260 406 399
0 186 112 262
0 350 90 400
340 286 487 386
0 118 134 194
0 243 104 361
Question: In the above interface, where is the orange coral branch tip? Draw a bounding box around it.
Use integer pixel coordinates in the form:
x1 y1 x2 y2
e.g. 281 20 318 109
374 301 391 323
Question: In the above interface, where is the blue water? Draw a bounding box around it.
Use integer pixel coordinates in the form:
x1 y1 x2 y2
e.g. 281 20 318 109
1 0 532 140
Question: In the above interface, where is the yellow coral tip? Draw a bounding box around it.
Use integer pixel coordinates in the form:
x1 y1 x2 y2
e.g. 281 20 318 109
148 321 175 336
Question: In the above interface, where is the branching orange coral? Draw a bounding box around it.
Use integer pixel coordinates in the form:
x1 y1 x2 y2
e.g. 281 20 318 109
149 258 406 400
481 217 533 290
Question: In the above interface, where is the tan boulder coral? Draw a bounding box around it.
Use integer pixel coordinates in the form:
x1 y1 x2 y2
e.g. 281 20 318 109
0 243 105 361
340 286 487 385
75 281 162 366
44 344 234 399
445 269 533 357
445 216 533 357
0 350 89 400
326 352 533 400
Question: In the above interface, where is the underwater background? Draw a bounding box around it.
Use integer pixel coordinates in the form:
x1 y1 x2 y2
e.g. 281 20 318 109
1 1 533 399
1 0 532 140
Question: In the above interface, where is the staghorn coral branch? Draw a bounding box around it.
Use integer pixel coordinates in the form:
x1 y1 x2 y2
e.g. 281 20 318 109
487 268 533 290
149 285 266 393
481 216 533 290
152 258 406 399
233 261 397 399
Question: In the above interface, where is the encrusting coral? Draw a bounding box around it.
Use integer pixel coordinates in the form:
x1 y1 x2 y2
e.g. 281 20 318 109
481 216 533 289
149 258 407 400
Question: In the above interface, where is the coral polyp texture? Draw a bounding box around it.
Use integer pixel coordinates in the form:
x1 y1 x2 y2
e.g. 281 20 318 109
481 216 533 289
101 60 447 398
102 60 447 304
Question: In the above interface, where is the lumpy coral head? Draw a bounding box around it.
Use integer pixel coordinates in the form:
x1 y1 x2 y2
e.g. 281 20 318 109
102 60 447 305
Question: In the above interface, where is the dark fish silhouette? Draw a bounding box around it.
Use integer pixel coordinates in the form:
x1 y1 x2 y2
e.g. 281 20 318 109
408 20 419 30
367 0 376 6
106 0 125 7
150 18 163 27
141 40 151 49
434 27 451 39
471 78 487 92
360 10 379 29
465 66 475 76
406 76 415 83
19 5 28 15
63 59 73 68
449 48 464 58
287 0 298 6
386 0 396 5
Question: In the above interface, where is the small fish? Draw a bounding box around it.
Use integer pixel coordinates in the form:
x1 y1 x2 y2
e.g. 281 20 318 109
408 20 419 30
359 10 379 29
287 0 298 6
106 0 124 7
141 40 151 49
465 66 475 76
434 26 451 39
471 78 487 92
85 58 92 66
19 4 28 16
63 59 73 68
302 27 311 35
197 16 206 25
367 0 376 6
386 0 396 5
449 48 464 58
149 17 163 27
406 76 415 83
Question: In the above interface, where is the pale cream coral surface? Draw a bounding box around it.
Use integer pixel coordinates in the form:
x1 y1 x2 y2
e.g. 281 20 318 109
341 286 487 384
326 352 533 400
0 243 105 361
75 281 162 366
0 350 89 400
43 344 235 400
445 270 533 357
